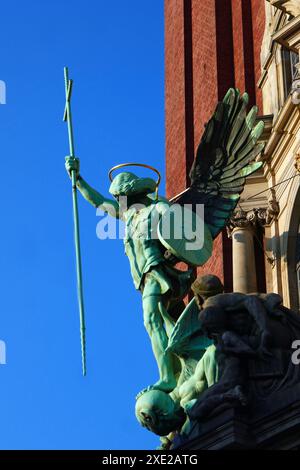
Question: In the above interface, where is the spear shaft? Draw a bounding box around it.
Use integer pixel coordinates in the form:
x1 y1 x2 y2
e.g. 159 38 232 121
63 66 86 376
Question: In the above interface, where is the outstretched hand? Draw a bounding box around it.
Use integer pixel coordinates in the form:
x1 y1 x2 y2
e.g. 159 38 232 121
65 156 80 179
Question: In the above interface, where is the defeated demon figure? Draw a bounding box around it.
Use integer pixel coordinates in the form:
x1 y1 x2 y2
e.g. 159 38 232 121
189 288 300 420
136 274 300 448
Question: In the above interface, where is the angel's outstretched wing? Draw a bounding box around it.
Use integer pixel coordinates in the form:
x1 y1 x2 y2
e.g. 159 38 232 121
166 298 212 358
171 88 264 238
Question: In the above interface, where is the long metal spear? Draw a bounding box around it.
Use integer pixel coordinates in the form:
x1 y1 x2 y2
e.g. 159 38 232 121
63 66 86 376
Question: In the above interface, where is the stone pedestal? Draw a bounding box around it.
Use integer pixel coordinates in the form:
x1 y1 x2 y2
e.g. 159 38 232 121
172 383 300 450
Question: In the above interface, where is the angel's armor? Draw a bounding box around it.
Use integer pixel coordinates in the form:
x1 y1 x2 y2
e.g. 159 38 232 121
109 175 195 392
123 200 193 296
124 202 165 290
68 88 265 393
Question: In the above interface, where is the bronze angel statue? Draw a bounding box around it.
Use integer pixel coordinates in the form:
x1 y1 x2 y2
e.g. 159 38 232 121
65 88 264 393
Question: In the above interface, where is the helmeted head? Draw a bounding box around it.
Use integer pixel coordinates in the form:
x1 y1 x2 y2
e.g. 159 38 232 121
192 274 224 308
135 389 185 436
109 172 157 198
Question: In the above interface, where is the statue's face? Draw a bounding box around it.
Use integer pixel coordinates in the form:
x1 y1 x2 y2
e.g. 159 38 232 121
115 193 148 212
135 390 185 436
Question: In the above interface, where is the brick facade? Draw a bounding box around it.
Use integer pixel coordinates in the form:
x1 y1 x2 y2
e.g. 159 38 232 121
165 0 265 290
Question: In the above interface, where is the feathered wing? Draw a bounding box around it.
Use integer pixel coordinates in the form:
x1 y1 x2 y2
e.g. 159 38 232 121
171 88 264 239
166 298 212 358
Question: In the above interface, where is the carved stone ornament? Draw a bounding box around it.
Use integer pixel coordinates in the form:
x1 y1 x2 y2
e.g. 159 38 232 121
266 0 300 17
295 149 300 173
227 196 279 236
227 209 253 237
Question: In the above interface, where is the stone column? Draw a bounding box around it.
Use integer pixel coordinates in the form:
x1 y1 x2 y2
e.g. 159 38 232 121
228 199 280 294
228 210 257 293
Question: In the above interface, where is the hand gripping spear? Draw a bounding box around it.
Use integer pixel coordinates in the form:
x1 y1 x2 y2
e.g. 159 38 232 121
63 67 86 376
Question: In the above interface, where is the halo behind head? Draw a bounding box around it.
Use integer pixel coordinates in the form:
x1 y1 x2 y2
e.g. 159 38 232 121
108 163 161 199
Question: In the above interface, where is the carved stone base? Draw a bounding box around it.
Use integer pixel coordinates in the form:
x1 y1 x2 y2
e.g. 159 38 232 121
172 383 300 450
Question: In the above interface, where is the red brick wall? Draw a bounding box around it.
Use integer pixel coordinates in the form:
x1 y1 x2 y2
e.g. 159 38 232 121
191 0 235 288
231 0 264 110
165 0 265 289
251 0 265 111
232 0 248 93
191 0 218 157
165 0 187 198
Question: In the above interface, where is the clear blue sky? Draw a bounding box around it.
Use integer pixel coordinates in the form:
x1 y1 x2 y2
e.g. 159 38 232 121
0 0 165 449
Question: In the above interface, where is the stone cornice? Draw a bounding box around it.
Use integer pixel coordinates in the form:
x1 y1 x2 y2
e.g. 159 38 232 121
272 14 300 51
263 96 299 162
266 0 300 18
257 115 274 144
257 10 287 88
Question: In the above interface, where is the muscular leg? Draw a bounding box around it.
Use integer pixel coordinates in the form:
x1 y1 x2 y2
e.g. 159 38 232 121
142 293 177 392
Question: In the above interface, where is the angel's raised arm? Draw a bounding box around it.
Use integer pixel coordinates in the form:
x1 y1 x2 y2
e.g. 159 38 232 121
65 156 119 218
76 176 119 218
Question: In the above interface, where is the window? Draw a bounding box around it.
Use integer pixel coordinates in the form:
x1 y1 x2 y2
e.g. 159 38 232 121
282 47 299 99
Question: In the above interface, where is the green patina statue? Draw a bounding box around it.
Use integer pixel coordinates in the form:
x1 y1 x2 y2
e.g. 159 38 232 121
135 275 300 448
135 274 222 443
65 89 264 395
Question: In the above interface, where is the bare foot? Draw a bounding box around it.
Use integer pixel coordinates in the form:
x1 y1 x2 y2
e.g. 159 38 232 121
136 378 177 400
150 378 177 393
